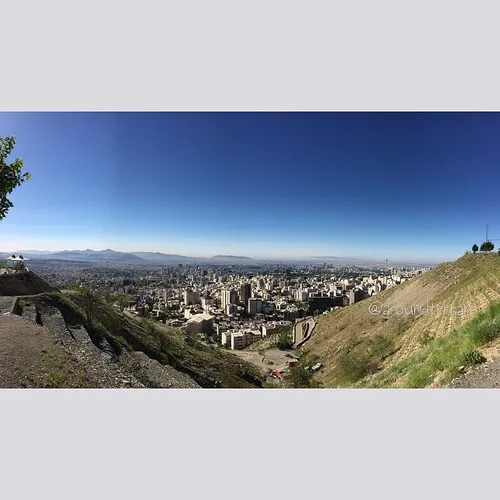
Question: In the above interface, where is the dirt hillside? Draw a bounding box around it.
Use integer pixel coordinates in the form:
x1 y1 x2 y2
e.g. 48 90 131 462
305 253 500 387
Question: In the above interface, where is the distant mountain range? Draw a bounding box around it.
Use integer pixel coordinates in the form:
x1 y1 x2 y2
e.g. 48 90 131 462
5 249 257 265
3 249 439 267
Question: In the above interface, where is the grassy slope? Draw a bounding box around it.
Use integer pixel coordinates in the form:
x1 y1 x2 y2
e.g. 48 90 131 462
304 253 500 387
62 292 264 388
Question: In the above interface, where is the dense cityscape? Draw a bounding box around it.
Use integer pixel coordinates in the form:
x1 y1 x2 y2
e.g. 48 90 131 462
23 258 428 351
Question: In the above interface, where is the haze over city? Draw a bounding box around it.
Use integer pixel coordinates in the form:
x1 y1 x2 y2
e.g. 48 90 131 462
1 112 499 263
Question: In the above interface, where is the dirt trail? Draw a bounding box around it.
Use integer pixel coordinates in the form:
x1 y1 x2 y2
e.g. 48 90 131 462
0 314 143 388
0 314 85 388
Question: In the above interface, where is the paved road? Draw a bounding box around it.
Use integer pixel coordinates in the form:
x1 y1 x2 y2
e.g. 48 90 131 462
293 317 316 346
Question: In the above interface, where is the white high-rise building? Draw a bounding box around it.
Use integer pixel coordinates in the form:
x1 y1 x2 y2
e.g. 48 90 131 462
221 289 238 312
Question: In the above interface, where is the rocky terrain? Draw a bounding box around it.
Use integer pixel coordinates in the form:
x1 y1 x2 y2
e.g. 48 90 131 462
448 357 500 388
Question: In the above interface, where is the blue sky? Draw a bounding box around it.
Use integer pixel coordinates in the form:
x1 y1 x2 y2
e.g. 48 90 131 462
0 112 499 262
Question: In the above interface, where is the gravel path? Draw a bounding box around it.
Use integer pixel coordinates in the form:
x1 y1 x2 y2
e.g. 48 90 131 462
448 358 500 388
0 296 17 314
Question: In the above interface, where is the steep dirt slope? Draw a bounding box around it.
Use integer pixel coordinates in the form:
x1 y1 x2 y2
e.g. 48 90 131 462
304 253 500 387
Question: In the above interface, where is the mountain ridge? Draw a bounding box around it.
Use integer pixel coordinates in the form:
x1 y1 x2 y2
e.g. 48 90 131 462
3 249 257 265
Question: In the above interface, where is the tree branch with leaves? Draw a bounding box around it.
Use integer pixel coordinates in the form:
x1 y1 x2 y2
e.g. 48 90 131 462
0 136 32 221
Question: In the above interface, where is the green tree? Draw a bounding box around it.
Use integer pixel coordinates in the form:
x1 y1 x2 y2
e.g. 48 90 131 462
115 292 130 312
70 283 97 332
0 136 32 221
274 325 293 350
472 244 479 254
285 364 313 388
480 241 495 252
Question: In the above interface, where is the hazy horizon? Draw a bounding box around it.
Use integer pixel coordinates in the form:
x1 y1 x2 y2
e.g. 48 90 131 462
0 246 445 265
1 112 498 263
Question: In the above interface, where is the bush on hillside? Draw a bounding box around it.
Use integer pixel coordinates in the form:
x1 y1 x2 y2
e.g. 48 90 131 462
337 349 370 383
470 320 500 345
460 349 486 367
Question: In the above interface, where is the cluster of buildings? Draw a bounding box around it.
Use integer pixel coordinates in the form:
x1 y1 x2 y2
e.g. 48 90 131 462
28 259 428 350
113 266 426 350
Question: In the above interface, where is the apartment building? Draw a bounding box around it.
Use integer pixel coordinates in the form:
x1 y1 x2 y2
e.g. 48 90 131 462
183 289 199 305
240 283 252 308
248 297 263 316
221 289 238 311
186 313 214 335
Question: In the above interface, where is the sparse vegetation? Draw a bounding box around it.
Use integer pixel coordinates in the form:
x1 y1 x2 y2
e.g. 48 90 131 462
337 333 398 384
418 331 435 347
368 300 500 388
303 253 500 388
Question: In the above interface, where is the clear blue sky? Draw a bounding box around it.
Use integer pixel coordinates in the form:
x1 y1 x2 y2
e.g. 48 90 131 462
0 112 498 262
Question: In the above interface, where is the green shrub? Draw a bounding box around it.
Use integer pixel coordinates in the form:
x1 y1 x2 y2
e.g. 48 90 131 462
470 321 500 345
405 367 433 388
337 350 369 383
285 365 314 388
460 349 486 367
368 334 395 359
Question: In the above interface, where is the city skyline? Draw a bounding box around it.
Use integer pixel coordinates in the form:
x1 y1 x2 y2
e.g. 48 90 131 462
1 112 499 262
